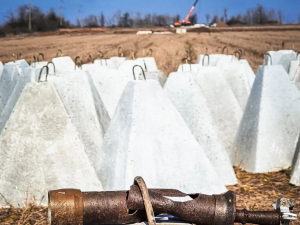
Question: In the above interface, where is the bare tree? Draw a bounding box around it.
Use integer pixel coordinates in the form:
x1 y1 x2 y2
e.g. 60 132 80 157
278 10 283 23
205 14 211 24
224 8 228 22
100 12 105 27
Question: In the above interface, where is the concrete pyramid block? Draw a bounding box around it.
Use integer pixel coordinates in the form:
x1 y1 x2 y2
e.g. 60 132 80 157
135 57 158 72
0 61 3 78
31 61 55 74
6 59 29 75
235 65 300 173
265 50 296 73
0 67 41 133
240 59 256 88
90 66 128 118
197 54 235 67
196 67 243 163
48 70 110 173
177 64 200 73
0 82 103 207
0 64 22 114
99 79 227 194
219 60 255 110
82 63 97 75
118 59 167 86
52 56 75 73
291 135 300 185
289 60 300 90
164 72 237 185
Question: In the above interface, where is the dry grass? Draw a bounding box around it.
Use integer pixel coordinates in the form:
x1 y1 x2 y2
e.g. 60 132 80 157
0 167 299 224
0 30 300 76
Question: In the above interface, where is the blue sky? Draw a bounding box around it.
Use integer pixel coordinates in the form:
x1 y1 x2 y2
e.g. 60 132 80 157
0 0 299 24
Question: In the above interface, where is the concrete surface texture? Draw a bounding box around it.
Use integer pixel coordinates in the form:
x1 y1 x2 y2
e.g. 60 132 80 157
0 64 23 115
197 54 236 67
289 59 300 90
0 62 3 79
52 56 75 73
31 61 55 75
119 58 167 86
164 72 237 185
6 59 30 75
264 50 296 73
234 65 300 173
177 64 200 73
82 63 97 75
90 66 128 118
0 67 41 133
291 135 300 185
0 82 103 207
99 79 227 194
219 60 255 110
48 70 110 175
196 66 243 164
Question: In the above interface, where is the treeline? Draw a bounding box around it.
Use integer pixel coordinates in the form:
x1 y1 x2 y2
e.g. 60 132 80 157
0 4 299 36
207 5 288 25
82 11 197 28
0 5 71 36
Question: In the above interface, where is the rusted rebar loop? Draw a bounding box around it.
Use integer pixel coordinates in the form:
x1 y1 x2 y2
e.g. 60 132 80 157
33 56 37 67
147 48 153 57
143 59 148 72
118 46 124 57
232 51 241 61
182 57 189 64
282 41 285 50
134 177 156 225
38 66 49 82
57 49 62 57
75 56 82 70
87 54 92 63
133 65 146 80
222 46 228 55
47 62 56 75
216 46 222 53
38 53 44 61
238 49 243 57
131 50 136 60
202 54 210 66
98 51 104 59
17 53 22 60
264 53 273 65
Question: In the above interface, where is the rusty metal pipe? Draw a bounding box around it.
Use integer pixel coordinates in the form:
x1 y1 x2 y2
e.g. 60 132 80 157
49 187 283 225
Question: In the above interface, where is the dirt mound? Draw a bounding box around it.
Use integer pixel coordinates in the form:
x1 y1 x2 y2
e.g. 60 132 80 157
216 22 228 27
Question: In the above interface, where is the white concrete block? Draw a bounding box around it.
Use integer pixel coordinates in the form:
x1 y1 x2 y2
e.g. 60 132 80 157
197 54 235 67
0 62 3 79
234 65 300 173
0 82 103 207
99 80 227 194
0 67 40 133
52 56 75 73
196 67 243 163
176 29 187 34
136 31 152 35
264 50 296 73
177 64 200 73
90 67 128 118
164 72 237 185
0 64 22 115
48 70 110 174
219 61 254 110
289 60 300 90
290 135 300 185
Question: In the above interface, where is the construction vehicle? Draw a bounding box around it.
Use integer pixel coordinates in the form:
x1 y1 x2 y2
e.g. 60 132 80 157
174 0 199 27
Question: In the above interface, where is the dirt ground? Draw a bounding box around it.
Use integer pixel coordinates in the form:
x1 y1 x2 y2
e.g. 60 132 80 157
0 167 299 225
0 30 299 76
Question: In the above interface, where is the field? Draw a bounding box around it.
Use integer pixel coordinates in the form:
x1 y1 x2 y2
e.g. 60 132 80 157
1 29 300 76
0 29 300 224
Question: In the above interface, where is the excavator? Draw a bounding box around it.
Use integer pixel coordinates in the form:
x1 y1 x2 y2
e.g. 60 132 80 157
174 0 199 27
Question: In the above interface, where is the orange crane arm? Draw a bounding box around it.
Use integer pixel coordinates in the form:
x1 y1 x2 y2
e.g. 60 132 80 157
184 0 199 22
